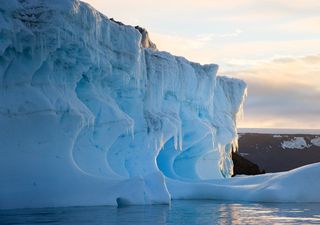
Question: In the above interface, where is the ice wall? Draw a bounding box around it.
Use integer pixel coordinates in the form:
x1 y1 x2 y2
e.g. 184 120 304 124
0 0 246 209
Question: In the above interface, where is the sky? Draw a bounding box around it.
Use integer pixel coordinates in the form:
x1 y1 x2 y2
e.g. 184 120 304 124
83 0 320 129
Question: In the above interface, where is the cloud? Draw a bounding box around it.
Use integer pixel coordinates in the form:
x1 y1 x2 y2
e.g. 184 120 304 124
150 30 320 65
275 16 320 34
84 0 320 25
196 29 243 42
224 55 320 129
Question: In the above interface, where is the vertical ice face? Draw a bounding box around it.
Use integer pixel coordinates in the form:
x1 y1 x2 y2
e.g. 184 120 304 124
0 0 247 209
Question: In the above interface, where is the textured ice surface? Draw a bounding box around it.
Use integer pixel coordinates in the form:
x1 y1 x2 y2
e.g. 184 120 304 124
167 162 320 203
0 0 246 209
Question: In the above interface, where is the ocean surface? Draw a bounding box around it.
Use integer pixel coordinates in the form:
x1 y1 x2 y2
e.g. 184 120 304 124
1 200 320 225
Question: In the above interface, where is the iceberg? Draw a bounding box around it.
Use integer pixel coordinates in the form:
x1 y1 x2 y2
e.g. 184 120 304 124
1 0 319 209
0 0 246 209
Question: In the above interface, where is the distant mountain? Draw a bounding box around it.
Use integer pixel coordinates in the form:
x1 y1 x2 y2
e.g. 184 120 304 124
232 152 265 176
238 132 320 172
238 128 320 135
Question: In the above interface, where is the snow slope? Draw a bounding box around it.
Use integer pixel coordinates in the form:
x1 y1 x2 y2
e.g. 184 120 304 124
167 162 320 203
0 0 246 209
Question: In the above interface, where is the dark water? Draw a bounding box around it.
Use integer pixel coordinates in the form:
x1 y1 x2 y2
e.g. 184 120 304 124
1 200 320 225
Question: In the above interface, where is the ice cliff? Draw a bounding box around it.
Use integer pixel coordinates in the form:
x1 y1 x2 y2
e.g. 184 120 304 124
0 0 248 209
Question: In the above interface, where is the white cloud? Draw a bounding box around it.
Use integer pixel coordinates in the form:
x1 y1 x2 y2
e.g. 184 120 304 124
227 55 320 129
196 29 243 42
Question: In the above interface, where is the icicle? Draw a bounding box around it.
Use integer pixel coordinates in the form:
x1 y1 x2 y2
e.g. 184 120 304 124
236 87 247 122
57 29 61 49
130 121 135 140
178 123 183 151
173 128 178 150
154 138 157 152
159 132 165 150
210 127 216 151
232 137 239 153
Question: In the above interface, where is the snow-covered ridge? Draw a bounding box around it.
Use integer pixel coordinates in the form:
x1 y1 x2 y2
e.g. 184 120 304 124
239 128 320 135
281 136 320 149
0 0 246 209
281 137 311 149
311 137 320 147
273 134 282 138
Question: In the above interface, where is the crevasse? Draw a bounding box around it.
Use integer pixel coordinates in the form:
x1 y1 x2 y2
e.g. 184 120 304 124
0 0 246 209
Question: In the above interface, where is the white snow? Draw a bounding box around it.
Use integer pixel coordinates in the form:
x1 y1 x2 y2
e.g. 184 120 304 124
281 137 311 149
0 0 319 210
167 163 320 203
311 137 320 147
273 134 282 138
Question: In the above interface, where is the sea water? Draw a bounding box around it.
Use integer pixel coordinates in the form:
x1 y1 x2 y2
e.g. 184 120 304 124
1 200 320 225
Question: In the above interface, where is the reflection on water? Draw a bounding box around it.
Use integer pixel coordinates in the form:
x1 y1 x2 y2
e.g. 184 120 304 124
1 200 320 225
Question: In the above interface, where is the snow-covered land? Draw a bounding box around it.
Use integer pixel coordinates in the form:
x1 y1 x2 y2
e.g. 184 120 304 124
1 0 320 209
239 128 320 135
273 134 282 138
281 136 320 149
311 137 320 147
281 137 311 149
